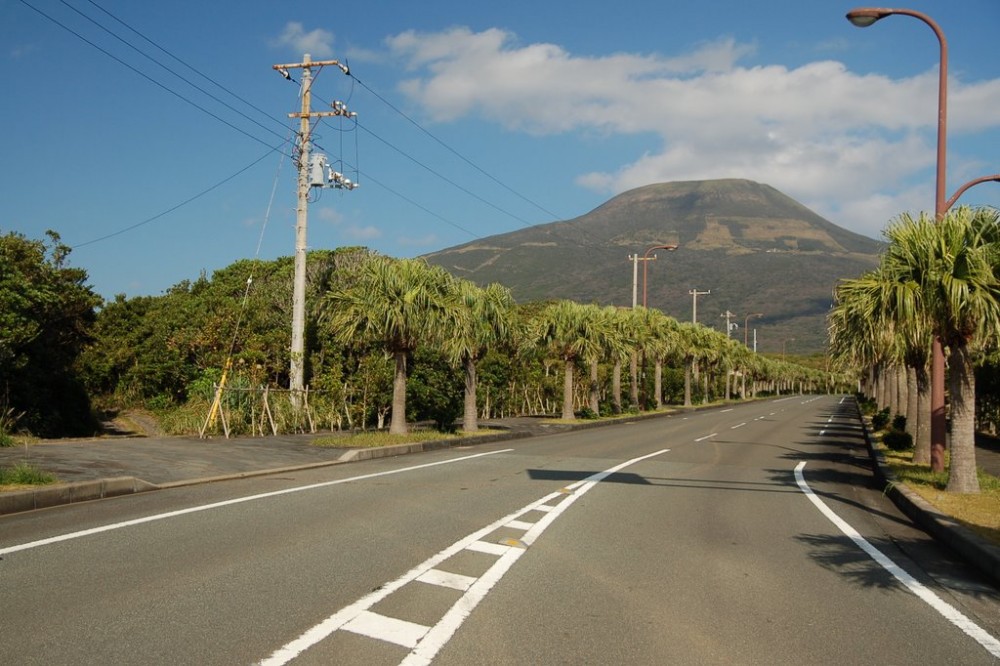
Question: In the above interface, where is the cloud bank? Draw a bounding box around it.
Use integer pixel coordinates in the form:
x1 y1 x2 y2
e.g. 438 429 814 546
385 27 1000 238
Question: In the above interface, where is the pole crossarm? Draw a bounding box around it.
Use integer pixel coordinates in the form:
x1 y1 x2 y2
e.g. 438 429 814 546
273 59 347 71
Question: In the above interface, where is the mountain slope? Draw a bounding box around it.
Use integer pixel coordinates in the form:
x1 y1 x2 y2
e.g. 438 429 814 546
424 179 881 353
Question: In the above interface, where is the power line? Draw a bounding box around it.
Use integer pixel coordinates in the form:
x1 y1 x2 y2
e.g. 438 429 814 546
57 0 291 144
18 0 290 154
72 144 284 249
83 0 286 132
348 73 565 222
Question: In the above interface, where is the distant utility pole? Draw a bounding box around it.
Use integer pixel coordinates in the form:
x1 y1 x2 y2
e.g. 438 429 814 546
627 253 657 308
273 53 357 402
689 288 710 324
720 310 737 337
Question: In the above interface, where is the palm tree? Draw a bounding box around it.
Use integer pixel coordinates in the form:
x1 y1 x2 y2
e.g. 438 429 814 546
324 256 464 435
880 207 1000 492
643 309 680 409
446 280 516 432
534 300 605 420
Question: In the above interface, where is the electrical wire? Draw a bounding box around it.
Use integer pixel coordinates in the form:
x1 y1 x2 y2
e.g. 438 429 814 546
59 0 291 145
18 0 290 155
72 143 285 249
83 0 286 132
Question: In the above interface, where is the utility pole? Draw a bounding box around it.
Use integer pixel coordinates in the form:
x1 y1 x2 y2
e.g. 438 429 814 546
720 310 737 337
627 253 657 308
273 54 356 403
689 288 710 324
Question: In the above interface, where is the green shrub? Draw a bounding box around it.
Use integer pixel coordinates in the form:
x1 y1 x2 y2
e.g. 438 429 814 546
871 408 891 431
577 406 599 420
892 414 907 432
882 429 913 451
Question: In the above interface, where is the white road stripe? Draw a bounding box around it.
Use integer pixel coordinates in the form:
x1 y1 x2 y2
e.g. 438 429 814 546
258 449 670 666
342 611 429 648
794 462 1000 658
0 449 514 556
694 433 717 442
730 423 746 430
416 569 476 592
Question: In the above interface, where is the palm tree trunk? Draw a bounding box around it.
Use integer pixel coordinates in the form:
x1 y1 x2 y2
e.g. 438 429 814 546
946 344 979 493
905 364 918 439
563 359 575 420
390 350 408 435
654 359 663 409
589 358 600 414
629 352 639 409
887 365 898 418
612 360 623 414
684 358 693 407
914 363 931 465
463 355 478 432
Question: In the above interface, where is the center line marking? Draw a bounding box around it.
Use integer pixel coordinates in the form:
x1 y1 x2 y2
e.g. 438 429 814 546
694 433 717 442
258 449 671 666
730 423 746 429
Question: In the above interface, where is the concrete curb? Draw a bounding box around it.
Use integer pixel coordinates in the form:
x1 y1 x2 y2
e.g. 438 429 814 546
855 404 1000 588
0 476 158 515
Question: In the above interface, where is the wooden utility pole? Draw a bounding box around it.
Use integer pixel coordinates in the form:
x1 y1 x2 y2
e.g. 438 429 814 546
272 54 354 403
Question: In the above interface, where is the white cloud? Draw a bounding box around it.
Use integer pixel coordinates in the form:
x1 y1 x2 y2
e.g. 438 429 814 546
385 27 1000 239
345 224 382 241
272 22 334 58
397 233 439 248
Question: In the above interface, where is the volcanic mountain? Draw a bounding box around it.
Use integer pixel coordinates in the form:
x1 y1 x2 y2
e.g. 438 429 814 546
423 179 882 353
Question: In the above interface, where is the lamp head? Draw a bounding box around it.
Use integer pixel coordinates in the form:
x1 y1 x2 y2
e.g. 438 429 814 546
846 8 892 27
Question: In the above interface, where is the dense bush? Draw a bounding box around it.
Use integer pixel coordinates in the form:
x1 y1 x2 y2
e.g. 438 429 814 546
882 429 913 451
871 408 891 431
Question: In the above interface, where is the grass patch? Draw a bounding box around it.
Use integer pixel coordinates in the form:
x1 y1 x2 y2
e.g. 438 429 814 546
881 447 1000 546
0 462 56 488
312 429 468 449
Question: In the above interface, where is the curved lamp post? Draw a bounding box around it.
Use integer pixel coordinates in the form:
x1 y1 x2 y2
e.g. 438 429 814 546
642 244 679 308
846 7 950 472
744 312 763 349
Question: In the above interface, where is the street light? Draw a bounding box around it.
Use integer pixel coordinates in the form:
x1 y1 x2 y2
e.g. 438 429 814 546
744 312 763 349
846 7 949 473
945 174 1000 210
642 244 679 308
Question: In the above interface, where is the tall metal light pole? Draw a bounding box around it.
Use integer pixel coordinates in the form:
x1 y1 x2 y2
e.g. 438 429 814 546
846 7 949 472
744 312 763 349
642 244 679 308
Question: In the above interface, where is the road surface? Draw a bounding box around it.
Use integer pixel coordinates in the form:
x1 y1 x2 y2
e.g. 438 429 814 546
2 396 999 664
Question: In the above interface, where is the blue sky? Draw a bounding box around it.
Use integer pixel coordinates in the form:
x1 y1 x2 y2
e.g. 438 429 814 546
4 0 999 300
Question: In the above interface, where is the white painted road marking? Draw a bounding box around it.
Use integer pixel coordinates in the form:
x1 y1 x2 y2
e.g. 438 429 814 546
730 423 746 430
0 449 515 556
694 433 717 442
794 462 1000 658
258 449 670 666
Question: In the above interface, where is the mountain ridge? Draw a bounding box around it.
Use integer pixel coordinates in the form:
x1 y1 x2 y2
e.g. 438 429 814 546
424 179 882 353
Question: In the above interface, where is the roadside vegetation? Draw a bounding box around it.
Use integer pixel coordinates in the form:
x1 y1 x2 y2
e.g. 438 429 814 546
0 462 56 488
862 397 1000 545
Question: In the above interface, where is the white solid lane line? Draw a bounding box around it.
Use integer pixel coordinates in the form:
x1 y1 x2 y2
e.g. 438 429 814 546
258 449 671 666
794 461 1000 659
0 449 514 556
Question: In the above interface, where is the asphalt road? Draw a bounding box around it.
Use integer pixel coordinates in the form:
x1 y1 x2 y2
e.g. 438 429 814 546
2 396 999 665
